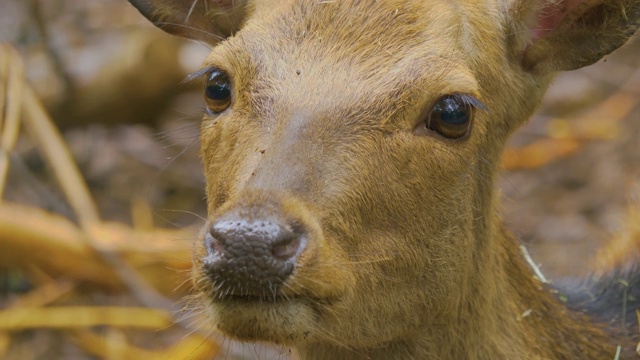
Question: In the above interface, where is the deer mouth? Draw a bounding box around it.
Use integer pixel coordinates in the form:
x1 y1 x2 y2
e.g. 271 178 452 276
211 293 305 304
204 290 325 343
206 284 336 306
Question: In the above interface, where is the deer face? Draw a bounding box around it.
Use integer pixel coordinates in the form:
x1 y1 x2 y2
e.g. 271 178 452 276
191 0 513 346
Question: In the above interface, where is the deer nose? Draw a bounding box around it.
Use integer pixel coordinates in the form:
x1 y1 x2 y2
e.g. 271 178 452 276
202 218 306 297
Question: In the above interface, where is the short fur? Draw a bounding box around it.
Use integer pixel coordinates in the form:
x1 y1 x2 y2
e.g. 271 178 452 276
128 0 640 358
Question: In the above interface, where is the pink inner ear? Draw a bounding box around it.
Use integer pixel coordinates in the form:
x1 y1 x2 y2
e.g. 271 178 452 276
532 0 586 40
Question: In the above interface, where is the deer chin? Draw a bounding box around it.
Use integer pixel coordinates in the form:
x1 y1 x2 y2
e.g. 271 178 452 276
205 292 329 344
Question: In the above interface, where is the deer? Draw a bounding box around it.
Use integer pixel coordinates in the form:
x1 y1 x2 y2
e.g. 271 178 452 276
127 0 640 358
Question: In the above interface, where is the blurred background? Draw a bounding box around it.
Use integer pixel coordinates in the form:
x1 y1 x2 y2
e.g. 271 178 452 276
0 0 639 359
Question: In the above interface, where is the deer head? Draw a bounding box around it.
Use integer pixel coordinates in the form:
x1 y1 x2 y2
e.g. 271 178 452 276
129 0 640 358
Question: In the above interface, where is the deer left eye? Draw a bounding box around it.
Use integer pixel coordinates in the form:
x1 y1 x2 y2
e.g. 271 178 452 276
204 70 232 114
425 95 474 139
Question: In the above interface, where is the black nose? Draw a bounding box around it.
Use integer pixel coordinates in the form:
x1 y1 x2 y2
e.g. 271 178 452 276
202 218 305 298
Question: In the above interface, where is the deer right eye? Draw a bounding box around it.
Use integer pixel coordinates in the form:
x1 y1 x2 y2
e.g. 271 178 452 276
204 70 232 114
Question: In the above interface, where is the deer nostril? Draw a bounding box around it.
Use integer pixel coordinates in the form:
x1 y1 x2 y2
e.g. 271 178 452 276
204 231 225 258
272 236 302 260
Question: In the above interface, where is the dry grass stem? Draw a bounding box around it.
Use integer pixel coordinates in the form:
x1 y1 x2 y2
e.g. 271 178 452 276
0 306 172 330
0 44 24 196
0 201 192 290
20 84 100 227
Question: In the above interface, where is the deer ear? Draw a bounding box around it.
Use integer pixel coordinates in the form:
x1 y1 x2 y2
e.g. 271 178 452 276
128 0 250 45
508 0 640 74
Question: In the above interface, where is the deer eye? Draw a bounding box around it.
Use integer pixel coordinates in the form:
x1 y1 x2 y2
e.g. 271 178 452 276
424 95 477 139
204 70 232 114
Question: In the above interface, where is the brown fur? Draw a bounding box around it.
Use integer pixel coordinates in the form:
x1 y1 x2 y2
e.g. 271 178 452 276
129 0 640 358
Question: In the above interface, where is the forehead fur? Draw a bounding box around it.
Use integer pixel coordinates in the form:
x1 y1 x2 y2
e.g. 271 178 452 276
206 0 489 121
241 0 469 67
